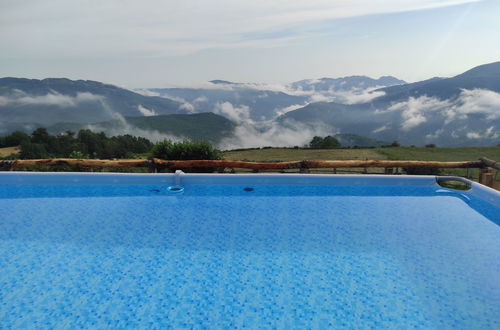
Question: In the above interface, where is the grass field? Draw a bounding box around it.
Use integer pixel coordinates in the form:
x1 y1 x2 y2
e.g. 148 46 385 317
224 148 386 162
0 146 20 158
224 146 500 162
376 146 500 162
223 146 500 178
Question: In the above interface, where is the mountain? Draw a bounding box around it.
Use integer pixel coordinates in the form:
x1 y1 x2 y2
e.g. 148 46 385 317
48 113 236 144
146 84 309 122
2 63 498 148
279 61 500 146
143 75 405 123
209 80 240 85
0 78 183 127
290 76 406 92
373 62 500 105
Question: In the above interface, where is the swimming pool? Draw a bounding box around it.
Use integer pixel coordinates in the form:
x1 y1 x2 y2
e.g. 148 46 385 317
1 172 499 328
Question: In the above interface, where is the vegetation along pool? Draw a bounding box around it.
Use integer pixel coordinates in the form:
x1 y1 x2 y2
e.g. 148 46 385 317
0 173 499 328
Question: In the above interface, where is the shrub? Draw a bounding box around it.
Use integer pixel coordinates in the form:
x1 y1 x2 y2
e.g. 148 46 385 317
69 151 87 159
151 140 222 172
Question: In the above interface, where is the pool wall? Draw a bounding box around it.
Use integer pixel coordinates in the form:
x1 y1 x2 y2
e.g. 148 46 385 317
1 171 499 208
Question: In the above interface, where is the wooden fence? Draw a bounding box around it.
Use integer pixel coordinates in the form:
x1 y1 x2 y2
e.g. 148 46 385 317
1 157 499 188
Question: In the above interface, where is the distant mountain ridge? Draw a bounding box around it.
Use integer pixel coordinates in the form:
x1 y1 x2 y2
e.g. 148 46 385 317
371 63 500 105
0 77 182 126
146 75 405 122
1 61 499 148
280 61 500 146
290 75 406 92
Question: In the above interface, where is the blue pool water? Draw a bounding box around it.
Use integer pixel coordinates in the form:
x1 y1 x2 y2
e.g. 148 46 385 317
0 176 499 328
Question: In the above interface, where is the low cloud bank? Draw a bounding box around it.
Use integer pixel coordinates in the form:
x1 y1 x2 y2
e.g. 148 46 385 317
219 119 333 150
378 89 500 132
138 80 387 121
213 102 253 124
0 90 104 107
84 100 184 143
200 80 387 105
137 105 156 116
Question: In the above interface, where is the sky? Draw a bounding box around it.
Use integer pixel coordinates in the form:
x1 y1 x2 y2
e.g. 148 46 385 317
1 0 499 88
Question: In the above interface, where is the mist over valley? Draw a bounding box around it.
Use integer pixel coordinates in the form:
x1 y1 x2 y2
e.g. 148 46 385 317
1 61 499 149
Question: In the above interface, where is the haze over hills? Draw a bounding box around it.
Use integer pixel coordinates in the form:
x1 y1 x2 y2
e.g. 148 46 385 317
143 75 405 122
0 78 181 126
1 61 499 148
280 61 500 147
290 76 406 92
145 85 309 122
48 113 236 145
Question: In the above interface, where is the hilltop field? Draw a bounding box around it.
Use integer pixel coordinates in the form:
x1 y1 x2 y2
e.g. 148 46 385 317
223 146 500 162
223 146 500 178
0 146 20 158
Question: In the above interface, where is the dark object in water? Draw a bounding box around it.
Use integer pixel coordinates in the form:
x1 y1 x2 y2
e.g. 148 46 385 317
150 189 161 193
244 187 254 192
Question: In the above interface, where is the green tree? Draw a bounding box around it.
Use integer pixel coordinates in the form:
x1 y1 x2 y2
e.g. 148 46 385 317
31 128 51 144
309 136 324 149
4 131 30 147
322 136 341 148
77 129 106 157
19 141 49 159
309 135 341 149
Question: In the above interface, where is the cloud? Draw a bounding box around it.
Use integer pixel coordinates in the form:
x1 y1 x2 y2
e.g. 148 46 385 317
425 128 444 140
466 126 500 140
137 104 156 116
376 88 500 133
85 121 184 143
445 88 500 122
134 89 160 97
334 89 386 104
274 103 308 117
1 0 479 58
84 100 185 142
213 101 253 124
308 93 336 103
148 94 197 113
466 131 481 139
372 125 388 133
0 91 104 107
179 102 196 113
297 87 386 104
219 119 333 150
193 96 208 103
386 95 450 130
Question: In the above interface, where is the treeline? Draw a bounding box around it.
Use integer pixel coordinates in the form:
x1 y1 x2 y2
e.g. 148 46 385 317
0 128 222 161
0 128 152 159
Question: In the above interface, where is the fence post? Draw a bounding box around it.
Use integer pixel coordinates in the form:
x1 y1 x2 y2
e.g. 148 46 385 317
479 168 494 187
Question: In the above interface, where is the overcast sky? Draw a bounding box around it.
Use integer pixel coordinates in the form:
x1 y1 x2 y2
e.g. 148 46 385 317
1 0 499 88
